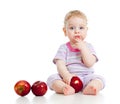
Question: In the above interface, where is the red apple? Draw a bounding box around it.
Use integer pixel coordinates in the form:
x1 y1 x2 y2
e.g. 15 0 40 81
14 80 31 96
31 81 47 96
70 76 83 93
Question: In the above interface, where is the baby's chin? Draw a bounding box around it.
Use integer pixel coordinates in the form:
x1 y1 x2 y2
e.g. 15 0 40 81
70 40 78 44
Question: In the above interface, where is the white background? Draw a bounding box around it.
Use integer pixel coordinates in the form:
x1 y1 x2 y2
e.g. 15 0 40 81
0 0 120 104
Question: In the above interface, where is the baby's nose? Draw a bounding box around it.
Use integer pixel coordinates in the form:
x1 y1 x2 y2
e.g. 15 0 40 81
75 28 80 34
75 31 80 35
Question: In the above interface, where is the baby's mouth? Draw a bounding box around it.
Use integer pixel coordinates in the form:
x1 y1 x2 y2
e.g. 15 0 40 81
74 36 80 39
74 36 81 42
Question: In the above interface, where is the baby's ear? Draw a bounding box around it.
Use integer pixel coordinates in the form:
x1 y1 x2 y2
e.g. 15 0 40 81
63 27 67 36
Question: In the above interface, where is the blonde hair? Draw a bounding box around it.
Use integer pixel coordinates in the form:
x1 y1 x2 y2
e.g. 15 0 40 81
64 10 87 27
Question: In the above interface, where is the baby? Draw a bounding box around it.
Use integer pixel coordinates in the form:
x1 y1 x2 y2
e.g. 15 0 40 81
47 10 105 95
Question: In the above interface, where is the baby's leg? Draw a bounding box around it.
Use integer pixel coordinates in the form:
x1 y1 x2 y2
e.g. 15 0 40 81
82 79 103 95
51 80 75 95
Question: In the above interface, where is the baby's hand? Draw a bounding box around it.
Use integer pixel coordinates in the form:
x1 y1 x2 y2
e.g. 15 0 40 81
72 39 86 50
74 36 81 42
63 74 76 85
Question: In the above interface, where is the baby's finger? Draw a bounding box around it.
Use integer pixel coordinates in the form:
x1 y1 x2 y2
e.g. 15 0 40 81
74 36 81 41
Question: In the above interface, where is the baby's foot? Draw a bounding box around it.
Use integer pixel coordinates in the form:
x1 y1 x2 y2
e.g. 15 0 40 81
83 86 97 95
83 79 103 95
63 85 75 95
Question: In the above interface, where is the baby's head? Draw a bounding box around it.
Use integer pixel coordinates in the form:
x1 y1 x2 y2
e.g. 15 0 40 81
64 10 87 27
63 10 88 42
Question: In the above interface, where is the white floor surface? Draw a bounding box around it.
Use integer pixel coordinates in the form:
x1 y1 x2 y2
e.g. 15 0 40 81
0 88 118 104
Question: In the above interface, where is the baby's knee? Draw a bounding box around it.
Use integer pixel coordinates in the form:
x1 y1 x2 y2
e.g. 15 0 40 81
47 74 61 89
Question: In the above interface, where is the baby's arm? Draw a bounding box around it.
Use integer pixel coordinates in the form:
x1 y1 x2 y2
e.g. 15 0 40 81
73 40 96 68
55 59 75 84
79 42 96 67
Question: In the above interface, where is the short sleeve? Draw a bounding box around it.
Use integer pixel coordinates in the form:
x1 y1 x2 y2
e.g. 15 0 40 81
87 43 99 62
53 44 67 64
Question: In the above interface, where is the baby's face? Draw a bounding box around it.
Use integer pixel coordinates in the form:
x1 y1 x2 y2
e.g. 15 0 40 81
64 16 87 43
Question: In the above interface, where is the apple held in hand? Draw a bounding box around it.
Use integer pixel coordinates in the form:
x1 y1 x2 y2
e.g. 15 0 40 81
14 80 31 96
31 81 47 96
70 76 83 93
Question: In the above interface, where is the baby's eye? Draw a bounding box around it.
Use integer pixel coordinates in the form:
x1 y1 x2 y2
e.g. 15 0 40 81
69 26 75 30
79 26 84 29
